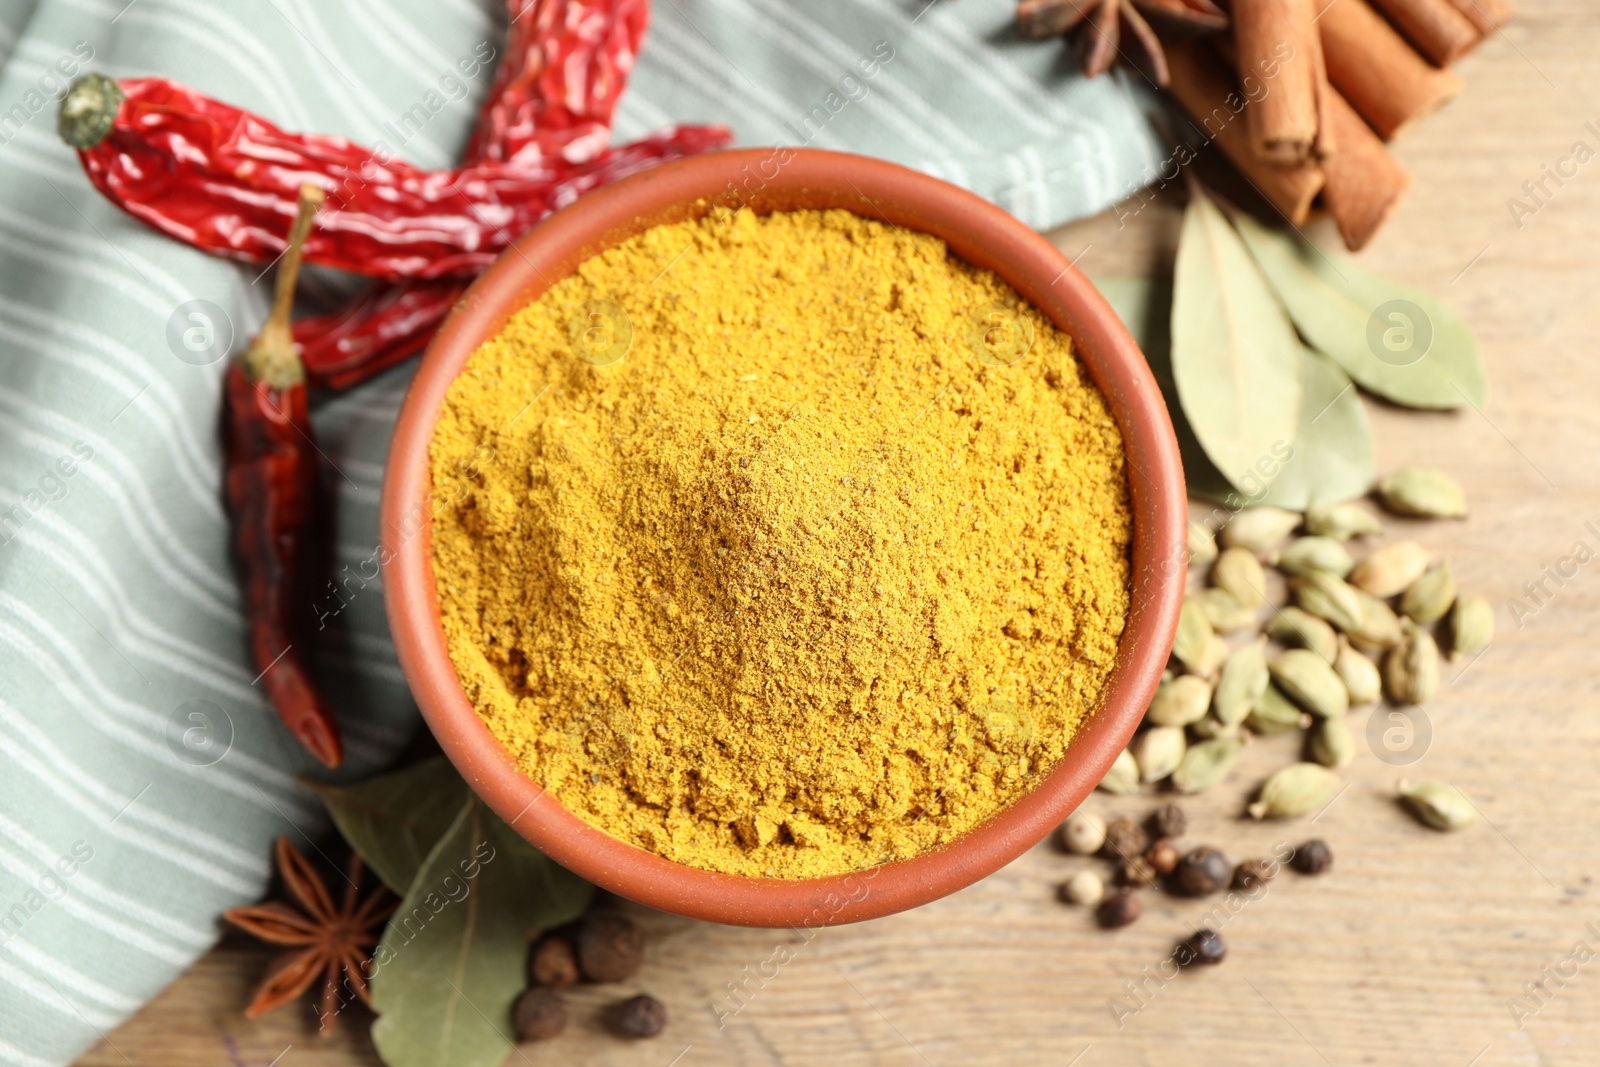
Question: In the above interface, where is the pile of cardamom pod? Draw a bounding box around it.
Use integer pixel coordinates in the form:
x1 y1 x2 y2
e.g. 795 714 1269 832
1099 466 1487 832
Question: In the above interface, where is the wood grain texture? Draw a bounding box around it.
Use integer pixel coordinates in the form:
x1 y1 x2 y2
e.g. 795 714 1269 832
79 5 1600 1064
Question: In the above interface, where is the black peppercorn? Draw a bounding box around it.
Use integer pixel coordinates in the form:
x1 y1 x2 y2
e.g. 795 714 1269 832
1172 847 1231 896
1145 837 1180 876
1232 857 1278 893
1119 856 1158 887
1101 817 1149 862
1175 928 1227 967
513 988 568 1041
1291 839 1334 875
1147 802 1187 840
529 935 579 989
1095 888 1142 928
576 912 645 982
614 993 667 1037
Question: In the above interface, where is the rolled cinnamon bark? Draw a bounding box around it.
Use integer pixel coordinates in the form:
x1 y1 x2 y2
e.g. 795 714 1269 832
1317 0 1462 140
1368 0 1481 66
1234 0 1321 163
1165 39 1326 224
1320 84 1412 250
1442 0 1513 35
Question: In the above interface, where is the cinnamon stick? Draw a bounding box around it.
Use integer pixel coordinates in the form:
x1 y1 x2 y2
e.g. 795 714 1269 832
1367 0 1481 66
1442 0 1513 35
1317 0 1462 140
1320 83 1412 250
1165 39 1325 224
1234 0 1321 164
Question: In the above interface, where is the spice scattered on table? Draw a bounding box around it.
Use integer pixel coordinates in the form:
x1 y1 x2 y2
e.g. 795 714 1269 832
613 993 668 1038
1290 839 1334 874
222 838 395 1036
513 988 569 1042
1176 928 1228 967
1096 888 1143 928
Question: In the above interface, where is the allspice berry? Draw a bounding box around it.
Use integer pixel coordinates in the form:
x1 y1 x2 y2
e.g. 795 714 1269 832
1175 928 1227 967
1147 803 1187 840
1291 839 1334 875
1096 888 1142 928
1232 857 1278 893
1145 838 1180 876
576 913 645 982
1059 809 1107 855
1059 869 1104 906
1101 817 1149 862
1173 847 1231 896
1119 856 1158 888
529 935 579 989
614 993 667 1038
513 988 568 1042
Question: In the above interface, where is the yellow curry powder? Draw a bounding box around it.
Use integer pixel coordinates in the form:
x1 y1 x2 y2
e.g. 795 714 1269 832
429 207 1131 879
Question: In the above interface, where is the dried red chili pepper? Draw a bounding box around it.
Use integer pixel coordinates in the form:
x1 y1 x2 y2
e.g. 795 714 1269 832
466 0 649 167
224 185 341 767
295 278 465 391
294 0 663 389
59 73 728 280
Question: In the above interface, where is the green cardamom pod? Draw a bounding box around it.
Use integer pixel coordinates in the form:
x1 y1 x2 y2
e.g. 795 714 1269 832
1198 588 1257 634
1308 717 1355 768
1146 674 1213 727
1265 607 1339 662
1272 536 1355 579
1194 634 1230 679
1377 468 1468 519
1304 501 1383 541
1349 540 1432 598
1290 570 1364 633
1133 726 1186 783
1269 649 1350 719
1098 748 1140 795
1333 638 1382 705
1171 737 1246 795
1187 521 1218 568
1447 593 1494 660
1213 640 1269 726
1189 713 1240 740
1212 546 1267 608
1248 762 1340 820
1400 562 1456 624
1398 779 1477 831
1171 598 1215 674
1383 619 1441 705
1220 507 1302 554
1346 586 1404 650
1246 684 1305 735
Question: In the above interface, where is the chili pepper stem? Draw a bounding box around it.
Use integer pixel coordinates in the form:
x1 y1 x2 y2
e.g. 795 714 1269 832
58 73 124 149
243 185 324 391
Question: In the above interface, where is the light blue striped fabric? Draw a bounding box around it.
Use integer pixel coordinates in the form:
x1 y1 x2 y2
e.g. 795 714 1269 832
0 1 1163 1062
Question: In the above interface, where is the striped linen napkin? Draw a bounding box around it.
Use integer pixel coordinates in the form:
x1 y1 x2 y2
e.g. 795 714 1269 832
0 0 1163 1062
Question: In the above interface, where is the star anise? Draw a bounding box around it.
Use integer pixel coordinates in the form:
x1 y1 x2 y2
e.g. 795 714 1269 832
223 837 397 1036
1016 0 1228 87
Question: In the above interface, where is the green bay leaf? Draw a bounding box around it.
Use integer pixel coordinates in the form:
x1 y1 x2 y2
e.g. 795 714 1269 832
1233 213 1487 409
370 798 594 1067
1093 275 1234 503
1171 193 1303 487
309 757 470 894
1254 346 1375 510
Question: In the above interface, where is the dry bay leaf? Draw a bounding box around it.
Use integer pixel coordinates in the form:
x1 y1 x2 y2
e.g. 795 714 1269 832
1253 345 1375 510
1171 191 1303 487
1233 213 1487 410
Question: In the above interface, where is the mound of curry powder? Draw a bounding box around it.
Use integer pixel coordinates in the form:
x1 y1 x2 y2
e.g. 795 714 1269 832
429 207 1131 879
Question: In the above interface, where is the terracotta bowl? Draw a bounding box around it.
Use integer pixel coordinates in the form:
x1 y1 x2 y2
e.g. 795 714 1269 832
381 148 1186 928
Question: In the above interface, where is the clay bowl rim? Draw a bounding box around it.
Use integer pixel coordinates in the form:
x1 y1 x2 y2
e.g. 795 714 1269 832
381 147 1185 929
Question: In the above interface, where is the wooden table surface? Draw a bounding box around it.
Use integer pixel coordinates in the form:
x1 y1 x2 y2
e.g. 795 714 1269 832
80 5 1600 1064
